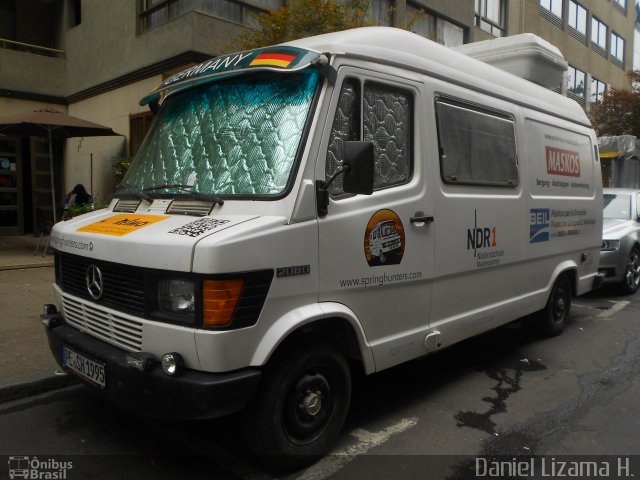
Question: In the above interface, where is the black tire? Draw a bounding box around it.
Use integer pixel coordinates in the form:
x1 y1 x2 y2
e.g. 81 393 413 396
620 246 640 294
535 274 572 337
242 341 351 470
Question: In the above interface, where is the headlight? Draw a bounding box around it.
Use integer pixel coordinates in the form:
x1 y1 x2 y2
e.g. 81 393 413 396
158 278 195 314
601 240 620 251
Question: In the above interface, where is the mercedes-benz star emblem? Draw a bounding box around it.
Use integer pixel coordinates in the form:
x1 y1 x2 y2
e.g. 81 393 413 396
86 264 104 300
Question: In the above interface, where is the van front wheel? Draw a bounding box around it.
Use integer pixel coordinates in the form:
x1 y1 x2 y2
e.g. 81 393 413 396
243 341 351 469
535 275 572 337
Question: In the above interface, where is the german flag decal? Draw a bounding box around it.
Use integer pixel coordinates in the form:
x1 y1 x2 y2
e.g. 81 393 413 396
250 52 297 68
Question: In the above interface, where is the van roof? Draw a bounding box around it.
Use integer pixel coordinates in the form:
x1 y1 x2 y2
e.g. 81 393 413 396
285 27 591 127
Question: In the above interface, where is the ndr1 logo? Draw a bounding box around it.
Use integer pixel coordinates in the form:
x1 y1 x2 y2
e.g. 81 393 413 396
466 210 497 256
530 208 550 243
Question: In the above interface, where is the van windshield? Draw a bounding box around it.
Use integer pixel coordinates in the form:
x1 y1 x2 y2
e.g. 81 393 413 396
121 69 319 198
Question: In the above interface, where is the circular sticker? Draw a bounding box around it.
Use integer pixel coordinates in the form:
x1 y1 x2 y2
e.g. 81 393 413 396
364 209 405 266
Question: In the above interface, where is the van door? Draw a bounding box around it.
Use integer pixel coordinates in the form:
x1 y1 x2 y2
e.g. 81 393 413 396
316 68 434 372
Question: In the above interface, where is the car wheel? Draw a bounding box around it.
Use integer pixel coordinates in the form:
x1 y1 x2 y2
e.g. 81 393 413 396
621 246 640 294
535 274 572 337
243 341 351 469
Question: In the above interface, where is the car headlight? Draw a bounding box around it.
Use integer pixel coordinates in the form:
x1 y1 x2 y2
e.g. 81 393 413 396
601 240 620 251
158 278 195 314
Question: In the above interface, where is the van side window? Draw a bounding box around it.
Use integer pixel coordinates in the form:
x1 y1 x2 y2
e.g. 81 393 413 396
326 78 413 195
364 82 412 190
435 100 518 187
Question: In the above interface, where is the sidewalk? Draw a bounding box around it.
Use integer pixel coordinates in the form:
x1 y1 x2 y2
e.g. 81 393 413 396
0 235 77 403
0 234 54 270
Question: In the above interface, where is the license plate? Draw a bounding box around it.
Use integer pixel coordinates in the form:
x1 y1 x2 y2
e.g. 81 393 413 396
62 345 106 388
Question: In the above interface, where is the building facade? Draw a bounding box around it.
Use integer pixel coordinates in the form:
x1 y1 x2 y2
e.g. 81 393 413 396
0 0 635 235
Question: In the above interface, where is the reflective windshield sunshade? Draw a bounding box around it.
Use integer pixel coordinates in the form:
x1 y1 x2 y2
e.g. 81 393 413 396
125 69 320 197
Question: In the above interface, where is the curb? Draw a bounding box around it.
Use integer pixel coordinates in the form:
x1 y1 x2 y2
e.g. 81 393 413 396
0 372 79 404
0 262 54 271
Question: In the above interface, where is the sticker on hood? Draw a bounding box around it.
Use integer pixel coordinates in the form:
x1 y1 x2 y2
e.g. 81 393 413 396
77 214 169 236
169 218 230 237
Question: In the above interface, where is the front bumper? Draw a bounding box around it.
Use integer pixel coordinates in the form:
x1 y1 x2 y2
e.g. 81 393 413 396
599 249 625 282
43 313 261 420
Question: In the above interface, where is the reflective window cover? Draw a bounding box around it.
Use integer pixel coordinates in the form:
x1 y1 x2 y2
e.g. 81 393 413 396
363 83 412 190
326 78 412 195
126 70 319 197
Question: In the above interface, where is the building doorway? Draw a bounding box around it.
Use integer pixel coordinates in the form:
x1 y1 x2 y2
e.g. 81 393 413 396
0 135 61 235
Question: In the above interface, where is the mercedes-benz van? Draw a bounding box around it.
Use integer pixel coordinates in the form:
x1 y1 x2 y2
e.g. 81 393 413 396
42 27 603 467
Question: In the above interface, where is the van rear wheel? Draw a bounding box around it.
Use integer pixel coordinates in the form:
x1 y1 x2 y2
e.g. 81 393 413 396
242 341 351 469
535 275 572 337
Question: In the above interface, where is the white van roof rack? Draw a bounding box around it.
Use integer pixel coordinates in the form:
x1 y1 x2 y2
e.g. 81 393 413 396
452 33 568 90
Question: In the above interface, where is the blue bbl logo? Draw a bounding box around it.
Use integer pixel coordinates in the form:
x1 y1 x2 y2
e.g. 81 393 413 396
530 208 550 243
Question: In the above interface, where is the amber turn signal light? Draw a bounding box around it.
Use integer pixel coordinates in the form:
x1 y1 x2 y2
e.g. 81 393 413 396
202 279 244 326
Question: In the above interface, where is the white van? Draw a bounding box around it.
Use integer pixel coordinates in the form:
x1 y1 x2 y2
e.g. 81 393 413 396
42 27 603 467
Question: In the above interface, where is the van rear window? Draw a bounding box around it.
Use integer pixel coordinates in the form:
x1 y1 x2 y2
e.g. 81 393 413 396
435 100 518 187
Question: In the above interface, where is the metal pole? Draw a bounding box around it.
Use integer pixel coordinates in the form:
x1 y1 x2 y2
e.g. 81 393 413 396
90 153 93 196
48 129 57 223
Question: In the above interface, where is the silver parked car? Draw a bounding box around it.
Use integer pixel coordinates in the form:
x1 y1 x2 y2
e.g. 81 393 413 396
600 188 640 293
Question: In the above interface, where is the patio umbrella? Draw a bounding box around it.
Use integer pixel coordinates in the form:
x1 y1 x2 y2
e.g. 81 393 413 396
0 108 120 222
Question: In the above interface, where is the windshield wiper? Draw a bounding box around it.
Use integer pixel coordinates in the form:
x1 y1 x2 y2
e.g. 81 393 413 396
141 183 194 192
178 191 224 206
141 184 224 206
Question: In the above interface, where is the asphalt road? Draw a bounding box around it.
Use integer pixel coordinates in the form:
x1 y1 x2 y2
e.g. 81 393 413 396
2 284 640 480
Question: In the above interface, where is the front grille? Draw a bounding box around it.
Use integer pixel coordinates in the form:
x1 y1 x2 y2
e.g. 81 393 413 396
58 253 147 316
56 252 274 331
62 293 143 352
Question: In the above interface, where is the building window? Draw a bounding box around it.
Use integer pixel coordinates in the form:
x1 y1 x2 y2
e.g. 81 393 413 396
613 0 627 10
372 0 393 26
408 5 436 40
139 0 283 32
69 0 82 28
440 19 464 46
591 77 607 103
567 65 586 105
129 113 154 157
0 0 16 40
475 0 506 37
611 32 625 66
590 16 607 57
410 4 465 46
567 1 587 36
540 0 563 18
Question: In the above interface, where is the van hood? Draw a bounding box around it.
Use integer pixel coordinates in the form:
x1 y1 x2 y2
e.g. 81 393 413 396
50 210 260 271
602 217 639 240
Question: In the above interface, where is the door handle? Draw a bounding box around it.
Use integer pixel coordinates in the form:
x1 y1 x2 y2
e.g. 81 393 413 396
410 215 434 224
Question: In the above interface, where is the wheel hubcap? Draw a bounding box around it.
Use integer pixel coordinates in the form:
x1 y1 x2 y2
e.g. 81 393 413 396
301 390 322 416
284 372 332 445
553 289 567 323
625 253 640 288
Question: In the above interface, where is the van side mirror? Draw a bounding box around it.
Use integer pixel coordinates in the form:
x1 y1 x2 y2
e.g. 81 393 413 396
343 141 374 195
316 141 375 217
